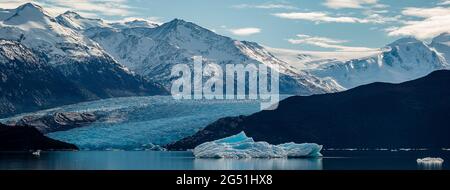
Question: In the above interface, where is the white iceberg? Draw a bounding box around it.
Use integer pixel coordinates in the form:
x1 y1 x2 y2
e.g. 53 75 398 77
417 157 444 164
193 132 322 158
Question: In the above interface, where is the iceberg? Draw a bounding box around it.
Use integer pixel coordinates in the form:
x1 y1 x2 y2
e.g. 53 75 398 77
193 132 322 158
417 157 444 164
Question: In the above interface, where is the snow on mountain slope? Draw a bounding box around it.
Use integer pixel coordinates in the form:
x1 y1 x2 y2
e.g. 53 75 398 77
0 3 106 64
55 11 110 31
109 19 159 29
431 32 450 65
0 39 88 117
0 3 168 117
266 46 381 70
77 18 343 94
308 37 448 89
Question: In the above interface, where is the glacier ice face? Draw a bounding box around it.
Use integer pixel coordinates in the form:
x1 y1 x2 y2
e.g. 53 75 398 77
193 132 322 158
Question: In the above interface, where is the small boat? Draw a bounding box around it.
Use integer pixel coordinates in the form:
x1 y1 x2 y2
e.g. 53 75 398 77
32 150 41 156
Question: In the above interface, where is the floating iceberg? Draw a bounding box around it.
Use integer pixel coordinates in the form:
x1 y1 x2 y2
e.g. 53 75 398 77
193 132 322 158
417 157 444 164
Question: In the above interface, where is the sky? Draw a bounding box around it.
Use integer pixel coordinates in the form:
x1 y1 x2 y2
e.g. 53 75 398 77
1 0 450 52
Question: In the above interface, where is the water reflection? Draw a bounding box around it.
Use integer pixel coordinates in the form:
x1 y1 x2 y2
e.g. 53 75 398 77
0 151 448 170
193 158 323 170
417 162 443 170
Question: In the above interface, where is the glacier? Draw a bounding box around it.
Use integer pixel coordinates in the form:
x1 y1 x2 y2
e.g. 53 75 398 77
193 132 322 158
7 96 286 150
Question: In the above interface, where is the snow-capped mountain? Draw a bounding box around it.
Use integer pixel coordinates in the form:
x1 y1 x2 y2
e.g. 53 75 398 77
56 11 158 31
431 32 450 65
60 14 343 94
55 11 110 31
0 3 106 64
109 19 160 29
266 46 381 70
0 3 168 116
308 37 449 89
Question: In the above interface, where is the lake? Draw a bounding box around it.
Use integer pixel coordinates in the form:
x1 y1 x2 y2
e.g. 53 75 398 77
0 150 447 170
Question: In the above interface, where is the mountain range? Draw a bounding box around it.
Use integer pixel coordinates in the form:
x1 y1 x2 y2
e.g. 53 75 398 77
0 3 168 117
0 2 449 117
279 35 450 89
167 70 450 150
56 11 344 94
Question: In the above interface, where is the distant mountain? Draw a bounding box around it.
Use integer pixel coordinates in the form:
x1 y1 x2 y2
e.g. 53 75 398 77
307 37 448 89
0 124 78 151
431 32 450 64
167 70 450 150
0 3 168 117
58 12 343 94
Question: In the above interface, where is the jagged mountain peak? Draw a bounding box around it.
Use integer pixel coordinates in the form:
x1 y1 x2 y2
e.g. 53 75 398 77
155 18 216 36
56 11 108 31
60 11 82 18
123 19 159 28
17 2 43 10
4 2 55 24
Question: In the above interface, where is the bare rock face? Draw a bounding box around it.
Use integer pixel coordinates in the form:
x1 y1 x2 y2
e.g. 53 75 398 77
9 112 100 134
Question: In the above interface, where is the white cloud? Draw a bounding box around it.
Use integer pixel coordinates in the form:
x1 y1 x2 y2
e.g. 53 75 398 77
388 6 450 39
0 0 132 17
111 16 163 25
288 34 377 51
323 0 386 9
272 11 394 24
438 0 450 5
232 3 296 10
401 7 450 18
228 27 261 36
0 0 31 8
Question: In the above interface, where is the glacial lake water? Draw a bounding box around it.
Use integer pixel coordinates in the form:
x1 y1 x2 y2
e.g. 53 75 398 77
0 150 448 170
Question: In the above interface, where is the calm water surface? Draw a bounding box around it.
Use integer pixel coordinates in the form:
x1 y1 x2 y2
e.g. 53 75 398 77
0 150 448 170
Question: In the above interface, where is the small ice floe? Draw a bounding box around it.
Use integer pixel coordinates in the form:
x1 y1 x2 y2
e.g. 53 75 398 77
193 132 322 159
32 150 41 156
417 157 444 164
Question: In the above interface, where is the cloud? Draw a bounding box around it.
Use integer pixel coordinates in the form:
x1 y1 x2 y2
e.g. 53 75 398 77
438 0 450 5
401 7 450 18
228 27 261 36
387 6 450 39
0 0 132 17
273 11 394 24
288 34 377 51
232 3 297 9
323 0 386 9
111 16 163 25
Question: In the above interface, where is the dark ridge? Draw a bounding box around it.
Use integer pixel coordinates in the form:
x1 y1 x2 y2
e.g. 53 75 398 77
0 124 78 151
167 70 450 150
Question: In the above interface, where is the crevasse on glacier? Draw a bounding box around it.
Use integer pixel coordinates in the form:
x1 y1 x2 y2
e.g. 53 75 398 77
193 132 323 158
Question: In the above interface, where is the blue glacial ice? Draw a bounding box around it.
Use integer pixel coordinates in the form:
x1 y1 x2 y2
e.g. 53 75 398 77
17 96 284 150
193 132 323 158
